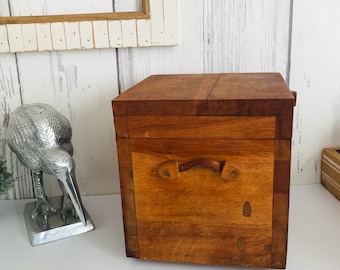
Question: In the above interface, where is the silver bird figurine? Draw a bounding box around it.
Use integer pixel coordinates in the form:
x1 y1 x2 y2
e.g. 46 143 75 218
6 103 86 226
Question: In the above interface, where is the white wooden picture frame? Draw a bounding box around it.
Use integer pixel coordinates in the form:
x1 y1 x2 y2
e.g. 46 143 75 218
0 0 178 53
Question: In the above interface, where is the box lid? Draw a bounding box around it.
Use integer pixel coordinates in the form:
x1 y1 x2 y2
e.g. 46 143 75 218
112 73 295 116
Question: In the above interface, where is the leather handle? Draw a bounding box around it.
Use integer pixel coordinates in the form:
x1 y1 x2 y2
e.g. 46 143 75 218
178 159 221 172
158 159 240 182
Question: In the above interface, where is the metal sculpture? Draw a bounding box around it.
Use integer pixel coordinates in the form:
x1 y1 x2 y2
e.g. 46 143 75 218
6 103 94 245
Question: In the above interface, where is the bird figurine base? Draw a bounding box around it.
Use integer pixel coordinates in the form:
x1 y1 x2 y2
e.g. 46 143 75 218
23 196 95 246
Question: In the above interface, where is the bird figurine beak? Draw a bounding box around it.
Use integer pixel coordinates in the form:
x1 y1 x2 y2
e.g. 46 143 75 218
61 170 87 226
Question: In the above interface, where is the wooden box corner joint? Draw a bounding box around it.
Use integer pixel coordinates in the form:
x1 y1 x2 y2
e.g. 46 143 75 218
112 73 295 269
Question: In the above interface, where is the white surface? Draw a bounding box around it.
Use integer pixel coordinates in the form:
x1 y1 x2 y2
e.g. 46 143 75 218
289 0 340 184
1 184 340 270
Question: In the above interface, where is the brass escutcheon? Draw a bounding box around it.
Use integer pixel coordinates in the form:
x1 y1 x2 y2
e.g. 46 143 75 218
243 201 252 217
237 237 246 251
230 170 239 179
162 169 170 178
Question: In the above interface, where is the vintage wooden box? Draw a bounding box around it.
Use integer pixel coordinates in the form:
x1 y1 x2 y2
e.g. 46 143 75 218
112 73 295 269
321 148 340 200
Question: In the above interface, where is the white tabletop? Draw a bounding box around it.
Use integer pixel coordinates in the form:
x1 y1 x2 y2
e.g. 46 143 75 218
1 184 340 270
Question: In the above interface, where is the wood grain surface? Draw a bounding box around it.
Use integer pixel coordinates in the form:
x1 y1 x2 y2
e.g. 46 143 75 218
112 72 294 268
113 73 295 116
131 139 275 267
124 116 276 139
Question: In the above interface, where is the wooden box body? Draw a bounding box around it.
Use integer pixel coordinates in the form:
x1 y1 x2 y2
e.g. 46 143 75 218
112 73 295 269
321 148 340 200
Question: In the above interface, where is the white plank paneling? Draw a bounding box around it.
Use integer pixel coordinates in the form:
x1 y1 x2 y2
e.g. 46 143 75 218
149 0 165 45
0 53 32 200
9 0 46 16
8 0 113 16
36 23 53 51
51 22 67 50
115 0 141 12
0 1 10 16
7 24 24 52
121 20 137 47
64 22 81 50
108 21 123 47
289 0 340 184
22 23 37 51
93 21 109 48
137 19 151 47
0 26 10 53
117 0 291 91
117 0 205 90
16 49 120 196
163 0 178 45
79 22 94 49
203 0 291 77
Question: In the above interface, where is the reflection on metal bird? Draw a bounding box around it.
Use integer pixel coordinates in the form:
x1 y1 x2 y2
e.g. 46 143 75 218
6 103 86 226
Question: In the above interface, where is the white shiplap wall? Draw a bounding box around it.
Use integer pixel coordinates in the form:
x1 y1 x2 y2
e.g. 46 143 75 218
0 0 294 199
117 0 291 90
289 0 340 184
